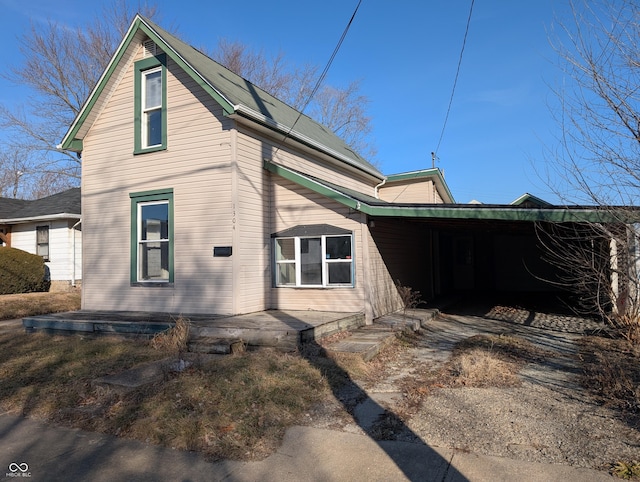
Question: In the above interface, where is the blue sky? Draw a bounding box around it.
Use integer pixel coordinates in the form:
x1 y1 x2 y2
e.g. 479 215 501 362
0 0 570 204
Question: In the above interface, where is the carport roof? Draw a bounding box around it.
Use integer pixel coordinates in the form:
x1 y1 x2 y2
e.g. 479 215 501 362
264 161 639 224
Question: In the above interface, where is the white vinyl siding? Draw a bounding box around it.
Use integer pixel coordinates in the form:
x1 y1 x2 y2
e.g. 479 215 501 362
81 50 235 314
10 220 82 282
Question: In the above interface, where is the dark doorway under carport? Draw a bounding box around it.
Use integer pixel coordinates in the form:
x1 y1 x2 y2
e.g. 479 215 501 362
369 216 567 306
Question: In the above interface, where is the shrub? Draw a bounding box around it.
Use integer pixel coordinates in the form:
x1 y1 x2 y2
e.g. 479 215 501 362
0 247 50 294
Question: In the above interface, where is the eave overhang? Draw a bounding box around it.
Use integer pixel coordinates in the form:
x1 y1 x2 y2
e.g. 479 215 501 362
264 160 639 224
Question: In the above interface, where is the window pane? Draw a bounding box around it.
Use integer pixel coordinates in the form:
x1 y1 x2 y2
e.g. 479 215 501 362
144 70 162 108
146 109 162 147
328 262 352 285
275 238 295 261
276 262 296 286
301 238 322 285
140 241 169 280
37 244 49 259
141 203 168 241
326 236 351 259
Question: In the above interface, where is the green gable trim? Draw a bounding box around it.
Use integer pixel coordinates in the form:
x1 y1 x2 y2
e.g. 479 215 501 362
59 17 237 152
66 139 83 151
129 188 174 284
264 160 361 211
134 54 167 154
386 169 441 182
137 21 236 116
264 160 637 224
60 17 147 151
385 168 455 203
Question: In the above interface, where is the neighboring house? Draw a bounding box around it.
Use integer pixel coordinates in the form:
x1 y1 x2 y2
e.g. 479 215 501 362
59 15 626 321
0 188 82 290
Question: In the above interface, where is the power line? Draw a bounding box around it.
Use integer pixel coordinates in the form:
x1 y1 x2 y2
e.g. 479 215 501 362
274 0 362 155
434 0 475 158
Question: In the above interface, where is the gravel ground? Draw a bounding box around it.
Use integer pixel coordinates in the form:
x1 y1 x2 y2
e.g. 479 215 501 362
310 302 640 474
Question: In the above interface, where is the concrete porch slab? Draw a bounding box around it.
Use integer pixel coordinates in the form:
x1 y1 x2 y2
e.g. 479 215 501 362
22 309 365 351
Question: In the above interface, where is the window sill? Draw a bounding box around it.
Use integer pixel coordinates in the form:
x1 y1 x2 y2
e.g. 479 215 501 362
133 145 167 155
131 282 174 288
275 285 354 289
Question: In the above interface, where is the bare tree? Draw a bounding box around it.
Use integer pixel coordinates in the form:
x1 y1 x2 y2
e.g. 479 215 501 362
1 2 376 200
0 1 159 199
546 0 640 206
213 40 376 161
540 0 640 341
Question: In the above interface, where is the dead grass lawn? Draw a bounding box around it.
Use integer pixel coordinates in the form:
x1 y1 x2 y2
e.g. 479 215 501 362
0 329 337 461
0 291 80 320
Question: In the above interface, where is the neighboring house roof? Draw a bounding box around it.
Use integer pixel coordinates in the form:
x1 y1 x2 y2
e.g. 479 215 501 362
59 15 383 181
0 188 81 224
510 193 553 207
265 160 637 223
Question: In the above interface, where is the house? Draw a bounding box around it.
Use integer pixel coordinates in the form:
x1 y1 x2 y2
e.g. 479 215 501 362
59 15 632 322
0 188 81 290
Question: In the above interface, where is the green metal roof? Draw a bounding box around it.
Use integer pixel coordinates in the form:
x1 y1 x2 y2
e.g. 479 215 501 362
265 160 639 223
60 15 382 180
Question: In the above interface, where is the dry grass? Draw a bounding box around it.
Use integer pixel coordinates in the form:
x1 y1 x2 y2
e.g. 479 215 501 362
150 316 190 355
579 336 640 428
0 329 334 461
0 291 81 320
441 334 548 388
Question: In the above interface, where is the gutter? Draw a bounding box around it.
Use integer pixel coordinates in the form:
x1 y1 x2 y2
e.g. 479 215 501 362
0 213 81 225
374 178 386 199
232 105 384 181
71 219 81 287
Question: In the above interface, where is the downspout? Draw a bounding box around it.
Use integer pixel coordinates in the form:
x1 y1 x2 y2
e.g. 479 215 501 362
374 177 387 199
71 219 81 287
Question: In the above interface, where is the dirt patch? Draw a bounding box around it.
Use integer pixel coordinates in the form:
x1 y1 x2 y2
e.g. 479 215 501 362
304 308 640 475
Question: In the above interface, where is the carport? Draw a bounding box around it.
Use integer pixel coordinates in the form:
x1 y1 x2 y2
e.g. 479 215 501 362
268 163 631 310
364 202 629 306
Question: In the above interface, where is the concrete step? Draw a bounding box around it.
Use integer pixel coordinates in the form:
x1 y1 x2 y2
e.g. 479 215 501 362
325 326 397 362
323 310 437 362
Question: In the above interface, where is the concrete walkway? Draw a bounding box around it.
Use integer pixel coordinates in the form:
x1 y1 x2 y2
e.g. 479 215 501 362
0 413 613 481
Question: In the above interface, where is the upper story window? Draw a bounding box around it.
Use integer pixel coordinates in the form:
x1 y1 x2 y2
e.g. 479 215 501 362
134 52 167 154
142 67 163 148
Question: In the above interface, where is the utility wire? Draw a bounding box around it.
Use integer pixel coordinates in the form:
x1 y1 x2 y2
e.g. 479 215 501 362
434 0 475 158
274 0 362 155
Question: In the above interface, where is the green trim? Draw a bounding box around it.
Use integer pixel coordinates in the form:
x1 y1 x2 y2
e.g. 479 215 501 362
386 169 441 182
137 22 236 116
385 168 456 204
265 160 361 210
60 16 237 152
134 54 167 154
60 17 146 151
130 188 174 284
264 160 638 224
510 193 553 207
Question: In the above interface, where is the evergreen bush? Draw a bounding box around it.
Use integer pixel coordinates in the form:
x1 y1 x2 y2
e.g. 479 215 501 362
0 247 50 294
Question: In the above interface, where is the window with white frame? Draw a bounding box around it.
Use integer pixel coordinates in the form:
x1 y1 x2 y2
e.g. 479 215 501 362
142 67 163 148
36 225 49 261
134 53 166 154
274 231 353 288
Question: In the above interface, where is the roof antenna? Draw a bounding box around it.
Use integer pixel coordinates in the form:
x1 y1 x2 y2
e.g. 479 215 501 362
431 151 439 169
